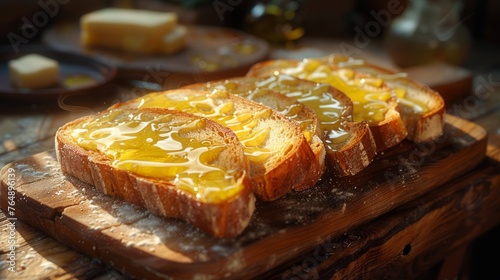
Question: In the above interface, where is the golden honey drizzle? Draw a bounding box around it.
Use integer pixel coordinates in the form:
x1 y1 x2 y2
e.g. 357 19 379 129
202 82 315 143
321 55 430 115
131 90 274 164
202 75 350 150
256 75 351 148
268 59 395 125
70 109 244 202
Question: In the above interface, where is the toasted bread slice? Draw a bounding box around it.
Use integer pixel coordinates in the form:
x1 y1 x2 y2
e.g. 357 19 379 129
55 108 254 238
247 59 408 152
321 54 445 142
184 75 376 177
183 81 326 184
113 89 317 201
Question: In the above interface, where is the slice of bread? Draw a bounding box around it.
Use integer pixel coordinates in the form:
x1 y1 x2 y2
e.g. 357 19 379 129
183 81 326 184
55 108 254 238
246 59 409 152
322 55 445 142
184 75 377 177
113 89 318 201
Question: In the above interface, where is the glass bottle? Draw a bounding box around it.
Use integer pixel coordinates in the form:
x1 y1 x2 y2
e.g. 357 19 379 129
384 0 471 68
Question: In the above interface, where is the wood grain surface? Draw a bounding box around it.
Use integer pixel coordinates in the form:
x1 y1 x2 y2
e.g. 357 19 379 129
0 115 488 279
266 149 500 279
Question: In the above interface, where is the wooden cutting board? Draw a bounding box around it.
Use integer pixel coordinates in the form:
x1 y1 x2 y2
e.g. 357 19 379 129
0 114 487 279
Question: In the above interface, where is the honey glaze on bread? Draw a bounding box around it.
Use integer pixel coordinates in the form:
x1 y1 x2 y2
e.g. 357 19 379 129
183 80 327 184
113 89 318 201
70 109 246 202
184 75 377 177
56 108 254 238
247 59 409 151
321 54 445 142
55 54 445 238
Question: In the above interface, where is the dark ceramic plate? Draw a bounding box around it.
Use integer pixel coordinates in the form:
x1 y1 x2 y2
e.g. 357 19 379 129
0 46 116 101
42 23 270 75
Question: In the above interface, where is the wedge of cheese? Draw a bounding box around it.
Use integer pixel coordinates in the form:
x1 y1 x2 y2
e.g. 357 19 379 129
9 54 59 88
81 8 186 54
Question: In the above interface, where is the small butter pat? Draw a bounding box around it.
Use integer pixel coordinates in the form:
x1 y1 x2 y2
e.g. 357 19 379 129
9 54 59 88
81 8 187 54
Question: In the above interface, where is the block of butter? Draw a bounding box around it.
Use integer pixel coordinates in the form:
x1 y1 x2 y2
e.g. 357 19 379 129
162 25 188 54
81 8 186 54
9 54 59 88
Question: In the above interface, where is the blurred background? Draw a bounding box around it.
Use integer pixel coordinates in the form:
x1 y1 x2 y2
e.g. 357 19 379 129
1 0 498 65
3 0 498 106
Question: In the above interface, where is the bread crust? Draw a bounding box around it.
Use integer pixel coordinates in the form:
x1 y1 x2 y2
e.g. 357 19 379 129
347 62 445 142
319 54 445 142
246 59 409 152
368 97 408 151
184 76 379 177
183 80 326 189
53 55 446 239
55 108 255 238
327 122 377 176
112 89 318 201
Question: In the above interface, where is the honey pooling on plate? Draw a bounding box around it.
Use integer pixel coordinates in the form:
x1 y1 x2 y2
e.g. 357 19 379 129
63 74 96 88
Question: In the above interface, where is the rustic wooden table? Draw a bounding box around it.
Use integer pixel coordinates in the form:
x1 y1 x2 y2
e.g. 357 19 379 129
1 40 499 279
